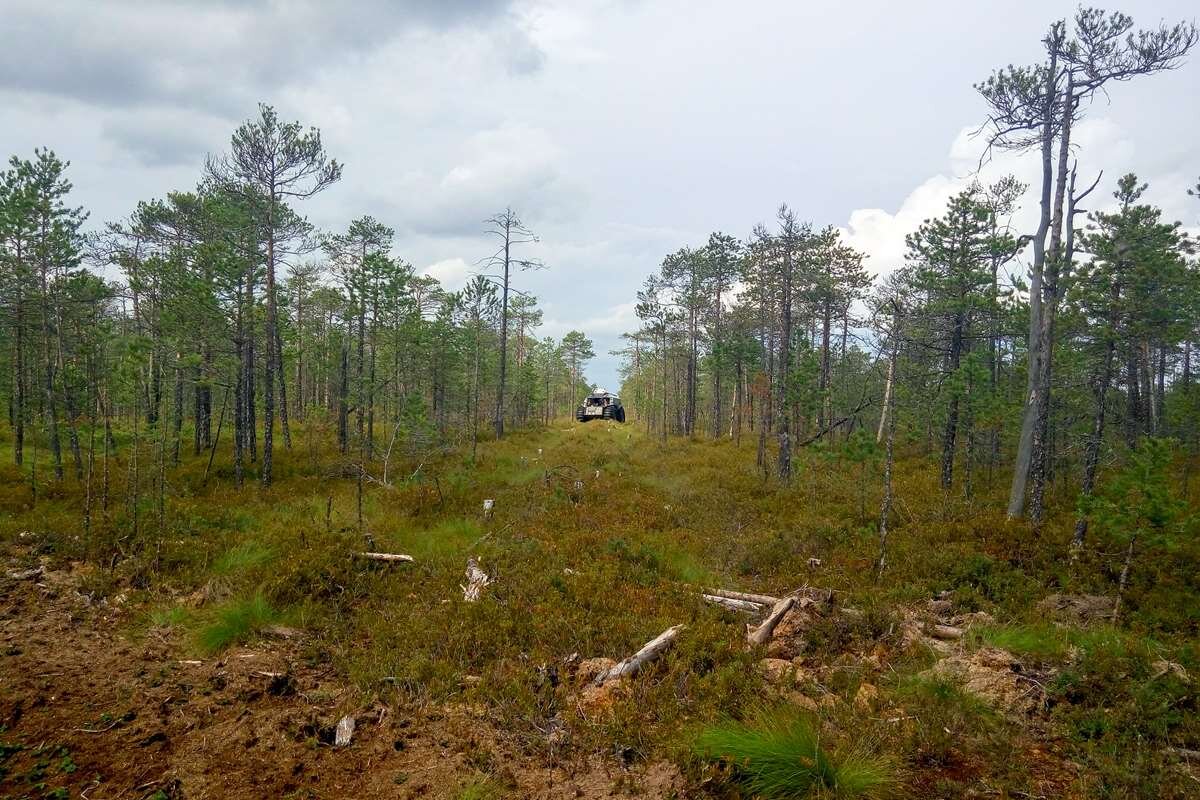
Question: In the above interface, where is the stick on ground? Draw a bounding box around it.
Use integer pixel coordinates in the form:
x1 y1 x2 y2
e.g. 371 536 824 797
593 624 684 686
355 552 414 563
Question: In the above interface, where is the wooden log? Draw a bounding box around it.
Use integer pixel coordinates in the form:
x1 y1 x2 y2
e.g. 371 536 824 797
747 596 795 646
6 567 44 581
924 623 964 640
355 552 414 563
702 594 763 614
705 587 780 606
461 557 492 602
593 624 684 686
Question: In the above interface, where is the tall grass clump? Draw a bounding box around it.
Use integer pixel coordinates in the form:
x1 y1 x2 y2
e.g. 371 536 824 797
196 593 279 654
211 540 274 576
692 708 894 799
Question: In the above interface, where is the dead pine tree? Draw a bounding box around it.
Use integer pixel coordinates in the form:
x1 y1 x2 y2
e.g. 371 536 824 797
481 208 544 440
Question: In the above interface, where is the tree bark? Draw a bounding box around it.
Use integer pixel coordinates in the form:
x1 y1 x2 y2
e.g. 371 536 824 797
1008 46 1061 520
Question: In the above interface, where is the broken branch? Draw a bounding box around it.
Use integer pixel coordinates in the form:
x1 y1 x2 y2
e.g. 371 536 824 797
355 552 414 564
747 596 795 646
593 624 684 686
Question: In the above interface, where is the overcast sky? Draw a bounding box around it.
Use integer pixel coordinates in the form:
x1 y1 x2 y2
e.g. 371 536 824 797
3 0 1198 388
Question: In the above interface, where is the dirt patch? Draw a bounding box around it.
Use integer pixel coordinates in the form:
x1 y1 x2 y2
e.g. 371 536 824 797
926 646 1045 715
0 558 684 799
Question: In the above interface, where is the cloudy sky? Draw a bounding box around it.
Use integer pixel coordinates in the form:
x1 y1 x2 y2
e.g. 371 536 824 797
3 0 1198 388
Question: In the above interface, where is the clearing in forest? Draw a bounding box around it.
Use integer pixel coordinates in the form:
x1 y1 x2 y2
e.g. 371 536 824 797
2 421 1196 799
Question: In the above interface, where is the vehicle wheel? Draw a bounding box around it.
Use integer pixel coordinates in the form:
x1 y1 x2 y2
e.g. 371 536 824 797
602 405 615 420
616 407 626 423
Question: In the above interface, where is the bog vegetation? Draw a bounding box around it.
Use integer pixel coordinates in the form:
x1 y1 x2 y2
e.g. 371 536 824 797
2 6 1200 800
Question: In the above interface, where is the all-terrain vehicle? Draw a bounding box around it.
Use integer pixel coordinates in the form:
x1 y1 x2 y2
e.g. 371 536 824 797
576 388 625 423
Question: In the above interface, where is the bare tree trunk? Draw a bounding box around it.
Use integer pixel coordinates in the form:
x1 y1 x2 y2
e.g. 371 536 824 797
338 337 350 454
1008 46 1061 520
876 304 901 581
494 228 511 440
819 296 832 429
1071 343 1114 556
276 327 292 449
876 348 895 444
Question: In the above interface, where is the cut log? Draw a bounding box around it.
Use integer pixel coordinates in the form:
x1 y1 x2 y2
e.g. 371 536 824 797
6 567 44 581
461 557 492 602
705 587 780 606
593 624 684 686
747 596 795 646
355 552 414 563
334 714 355 747
482 499 495 518
702 594 763 614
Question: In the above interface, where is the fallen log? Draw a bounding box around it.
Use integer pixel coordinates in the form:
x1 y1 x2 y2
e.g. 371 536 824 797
355 552 414 564
702 594 763 614
6 567 44 581
747 596 795 647
461 557 492 602
925 623 964 640
593 624 684 686
705 587 780 606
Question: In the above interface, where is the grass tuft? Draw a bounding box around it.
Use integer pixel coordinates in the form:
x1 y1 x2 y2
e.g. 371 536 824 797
212 540 274 576
196 593 279 654
692 708 895 799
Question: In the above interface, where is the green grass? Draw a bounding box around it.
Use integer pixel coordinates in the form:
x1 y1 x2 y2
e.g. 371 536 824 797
195 593 279 654
149 604 189 628
454 777 506 800
212 540 275 576
692 708 895 799
389 517 484 562
972 623 1071 661
971 622 1162 664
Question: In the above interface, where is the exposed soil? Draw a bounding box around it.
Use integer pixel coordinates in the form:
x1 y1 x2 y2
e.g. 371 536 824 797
0 554 682 800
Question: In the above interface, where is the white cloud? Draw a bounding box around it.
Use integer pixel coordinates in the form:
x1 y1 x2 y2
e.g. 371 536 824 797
842 116 1193 279
541 300 638 339
421 257 474 289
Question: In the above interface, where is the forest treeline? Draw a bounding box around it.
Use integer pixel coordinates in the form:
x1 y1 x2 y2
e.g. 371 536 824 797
616 8 1199 567
0 108 602 503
